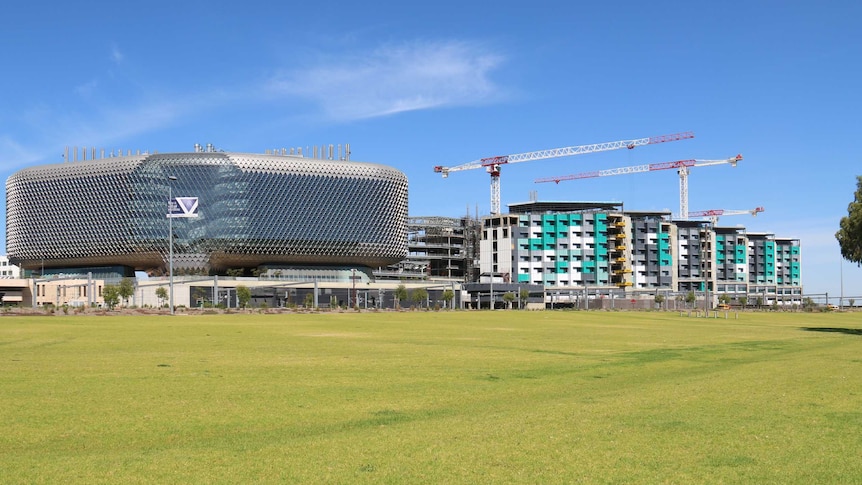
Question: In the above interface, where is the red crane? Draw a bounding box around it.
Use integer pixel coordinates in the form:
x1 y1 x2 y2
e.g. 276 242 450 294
689 206 764 225
434 132 694 215
535 154 743 219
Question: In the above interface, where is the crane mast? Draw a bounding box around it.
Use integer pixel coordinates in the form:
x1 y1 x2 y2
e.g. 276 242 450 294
434 132 694 215
535 154 743 219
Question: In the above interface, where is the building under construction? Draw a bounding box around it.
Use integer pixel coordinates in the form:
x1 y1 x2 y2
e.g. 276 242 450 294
375 216 482 282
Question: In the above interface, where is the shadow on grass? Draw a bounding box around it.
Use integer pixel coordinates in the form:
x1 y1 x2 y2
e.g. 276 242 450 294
802 327 862 336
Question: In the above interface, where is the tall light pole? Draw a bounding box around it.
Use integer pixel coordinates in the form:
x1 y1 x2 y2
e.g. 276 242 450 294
351 268 357 309
168 175 177 315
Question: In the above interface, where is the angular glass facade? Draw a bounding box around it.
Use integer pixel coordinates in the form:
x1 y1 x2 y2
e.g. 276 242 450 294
6 152 408 272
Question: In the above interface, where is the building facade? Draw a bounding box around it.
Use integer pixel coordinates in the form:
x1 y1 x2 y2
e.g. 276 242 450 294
480 201 803 306
6 147 408 276
0 256 20 278
376 216 481 282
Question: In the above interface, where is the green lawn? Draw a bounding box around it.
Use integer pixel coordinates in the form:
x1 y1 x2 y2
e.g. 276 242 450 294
2 310 861 484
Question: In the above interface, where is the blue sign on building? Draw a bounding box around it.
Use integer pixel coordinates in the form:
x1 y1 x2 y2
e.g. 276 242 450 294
168 197 199 218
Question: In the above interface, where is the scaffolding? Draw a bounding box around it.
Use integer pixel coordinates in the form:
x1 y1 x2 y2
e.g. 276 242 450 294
376 216 482 282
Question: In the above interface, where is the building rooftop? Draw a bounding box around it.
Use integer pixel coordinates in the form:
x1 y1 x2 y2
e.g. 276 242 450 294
507 201 623 214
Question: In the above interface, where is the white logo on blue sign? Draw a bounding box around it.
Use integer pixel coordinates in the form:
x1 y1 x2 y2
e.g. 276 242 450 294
167 197 199 218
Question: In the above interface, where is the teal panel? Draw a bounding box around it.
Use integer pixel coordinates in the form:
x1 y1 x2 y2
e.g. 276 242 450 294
518 274 530 283
658 232 671 266
596 230 608 246
735 245 746 264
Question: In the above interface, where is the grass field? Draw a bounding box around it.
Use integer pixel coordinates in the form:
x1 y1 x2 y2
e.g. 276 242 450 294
2 310 861 484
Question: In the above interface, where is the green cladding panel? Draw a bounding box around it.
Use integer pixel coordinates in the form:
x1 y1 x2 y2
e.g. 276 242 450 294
659 232 672 266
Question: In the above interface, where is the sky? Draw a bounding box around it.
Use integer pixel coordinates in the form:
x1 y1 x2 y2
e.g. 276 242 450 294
2 1 861 300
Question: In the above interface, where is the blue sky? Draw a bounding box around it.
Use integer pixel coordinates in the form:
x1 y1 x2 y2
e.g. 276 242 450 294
2 1 861 300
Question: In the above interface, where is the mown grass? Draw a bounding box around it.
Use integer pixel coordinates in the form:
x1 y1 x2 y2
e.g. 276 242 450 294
2 310 861 483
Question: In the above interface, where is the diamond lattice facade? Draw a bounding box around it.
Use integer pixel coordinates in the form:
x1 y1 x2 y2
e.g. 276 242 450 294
6 151 408 273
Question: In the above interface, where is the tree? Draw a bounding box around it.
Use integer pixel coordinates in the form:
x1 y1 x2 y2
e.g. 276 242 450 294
304 292 315 309
411 287 428 309
394 284 408 309
685 291 696 308
102 284 120 310
502 291 516 309
519 288 530 309
236 285 251 308
441 288 454 309
654 293 665 310
118 277 135 307
739 296 748 309
849 298 856 309
755 296 764 309
155 287 168 308
836 175 862 265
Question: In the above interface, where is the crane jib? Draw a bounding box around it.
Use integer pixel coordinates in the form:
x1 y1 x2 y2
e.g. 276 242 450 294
434 131 695 215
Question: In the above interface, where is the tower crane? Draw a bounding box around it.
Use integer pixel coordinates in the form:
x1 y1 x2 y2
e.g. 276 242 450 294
535 154 743 219
434 132 694 216
688 206 764 225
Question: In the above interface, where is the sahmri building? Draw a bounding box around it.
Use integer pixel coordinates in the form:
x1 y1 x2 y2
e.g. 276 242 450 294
6 145 409 280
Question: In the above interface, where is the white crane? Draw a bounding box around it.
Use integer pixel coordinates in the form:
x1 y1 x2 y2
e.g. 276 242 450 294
535 154 743 219
688 206 764 225
434 132 694 215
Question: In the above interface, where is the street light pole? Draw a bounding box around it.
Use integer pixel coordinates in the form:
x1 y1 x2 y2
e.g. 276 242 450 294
351 268 356 309
168 175 177 315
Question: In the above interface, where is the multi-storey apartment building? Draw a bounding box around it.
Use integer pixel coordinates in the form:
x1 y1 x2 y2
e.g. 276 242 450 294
675 220 711 293
714 226 750 295
481 202 621 288
747 233 802 304
627 212 675 290
480 201 803 305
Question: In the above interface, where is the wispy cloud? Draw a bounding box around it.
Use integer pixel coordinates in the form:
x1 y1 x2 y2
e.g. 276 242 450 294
110 43 124 64
0 134 43 167
0 98 192 171
0 39 508 170
267 40 506 121
75 79 99 97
